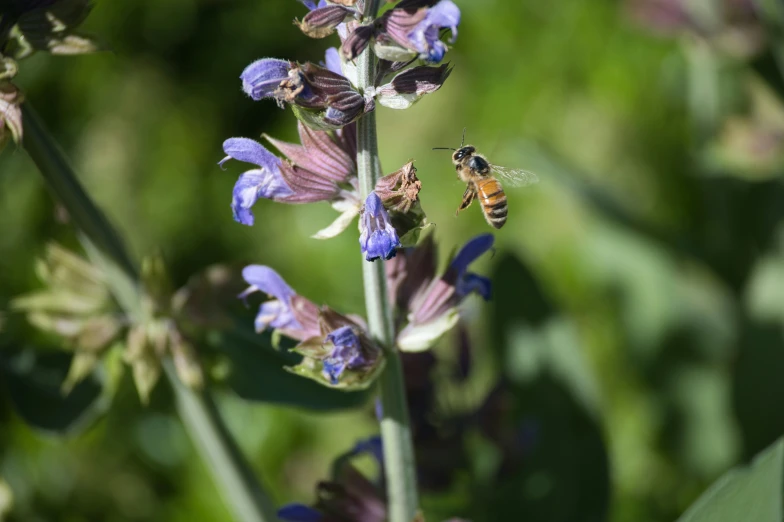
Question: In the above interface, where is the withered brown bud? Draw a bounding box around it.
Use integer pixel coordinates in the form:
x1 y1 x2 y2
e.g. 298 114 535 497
374 160 421 213
297 5 355 39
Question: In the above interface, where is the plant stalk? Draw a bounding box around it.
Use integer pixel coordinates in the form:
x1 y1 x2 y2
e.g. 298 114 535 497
22 102 277 522
356 3 420 520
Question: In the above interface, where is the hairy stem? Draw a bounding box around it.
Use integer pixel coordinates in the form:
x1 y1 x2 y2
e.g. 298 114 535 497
22 102 277 522
356 4 420 521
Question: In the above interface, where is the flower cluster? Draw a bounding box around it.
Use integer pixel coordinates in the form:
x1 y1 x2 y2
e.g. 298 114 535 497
239 265 384 388
240 232 493 387
342 0 460 64
221 0 481 391
0 0 99 149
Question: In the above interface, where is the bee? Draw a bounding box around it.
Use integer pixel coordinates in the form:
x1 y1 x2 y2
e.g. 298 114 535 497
434 129 539 229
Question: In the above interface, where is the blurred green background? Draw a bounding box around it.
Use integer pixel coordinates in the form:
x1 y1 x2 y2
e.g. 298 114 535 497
4 0 784 520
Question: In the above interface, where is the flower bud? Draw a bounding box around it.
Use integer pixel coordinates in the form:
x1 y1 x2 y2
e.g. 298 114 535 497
374 161 431 247
297 5 355 39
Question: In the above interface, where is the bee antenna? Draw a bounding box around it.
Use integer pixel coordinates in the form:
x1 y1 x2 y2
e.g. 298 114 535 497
460 127 467 147
432 147 456 151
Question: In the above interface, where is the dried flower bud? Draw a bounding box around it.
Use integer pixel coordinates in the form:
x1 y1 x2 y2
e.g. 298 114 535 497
375 160 421 213
297 5 356 39
374 161 431 247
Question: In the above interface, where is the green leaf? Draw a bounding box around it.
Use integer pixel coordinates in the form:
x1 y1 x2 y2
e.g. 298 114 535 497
479 253 609 521
0 347 108 435
210 324 373 411
677 437 784 522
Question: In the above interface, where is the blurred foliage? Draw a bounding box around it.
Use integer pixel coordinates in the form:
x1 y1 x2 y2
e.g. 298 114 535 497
4 0 784 521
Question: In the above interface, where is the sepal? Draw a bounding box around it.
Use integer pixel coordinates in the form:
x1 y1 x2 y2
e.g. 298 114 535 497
375 63 452 110
397 308 459 352
297 5 356 39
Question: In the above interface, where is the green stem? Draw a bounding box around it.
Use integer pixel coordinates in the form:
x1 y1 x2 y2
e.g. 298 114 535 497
356 3 419 521
21 101 277 522
165 361 278 522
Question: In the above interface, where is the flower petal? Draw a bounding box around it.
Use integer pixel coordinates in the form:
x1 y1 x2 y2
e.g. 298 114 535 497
312 200 360 239
449 233 494 275
240 58 291 101
360 193 401 262
397 308 460 352
221 137 280 172
231 169 294 225
324 47 342 76
457 273 492 300
242 265 296 303
255 300 300 332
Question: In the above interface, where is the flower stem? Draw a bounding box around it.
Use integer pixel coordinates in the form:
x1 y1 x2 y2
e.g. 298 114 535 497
21 102 277 522
356 4 420 520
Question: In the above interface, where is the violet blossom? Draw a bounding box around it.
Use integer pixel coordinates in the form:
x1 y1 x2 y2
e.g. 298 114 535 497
239 56 369 129
341 0 461 64
239 265 383 388
359 192 401 262
389 233 495 352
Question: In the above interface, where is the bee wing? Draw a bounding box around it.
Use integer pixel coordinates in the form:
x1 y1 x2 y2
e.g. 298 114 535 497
489 164 540 188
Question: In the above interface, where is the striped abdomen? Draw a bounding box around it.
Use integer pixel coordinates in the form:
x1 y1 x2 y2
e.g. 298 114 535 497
475 177 507 229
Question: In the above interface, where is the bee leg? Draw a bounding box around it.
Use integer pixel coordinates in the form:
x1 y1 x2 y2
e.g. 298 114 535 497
456 185 476 216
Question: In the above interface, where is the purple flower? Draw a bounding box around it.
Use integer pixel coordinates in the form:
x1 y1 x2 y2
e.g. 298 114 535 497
371 0 461 64
239 265 320 341
220 138 294 225
407 0 460 63
324 47 342 76
240 58 295 102
394 234 494 352
322 325 367 384
239 56 367 127
220 121 362 233
360 192 401 262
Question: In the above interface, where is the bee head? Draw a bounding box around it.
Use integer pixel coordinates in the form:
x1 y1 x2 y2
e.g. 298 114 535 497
453 146 475 163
